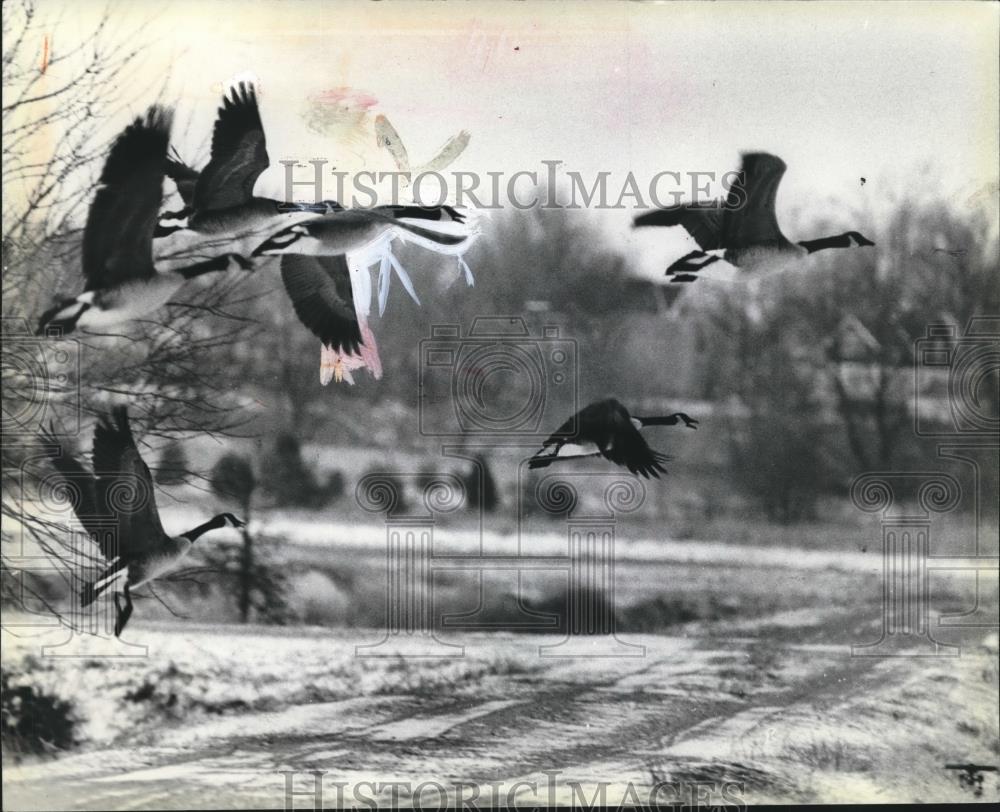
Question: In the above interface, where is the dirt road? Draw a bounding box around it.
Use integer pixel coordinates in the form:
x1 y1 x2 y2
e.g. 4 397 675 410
4 604 997 809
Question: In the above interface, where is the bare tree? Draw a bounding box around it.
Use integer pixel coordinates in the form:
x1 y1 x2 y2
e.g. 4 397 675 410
786 202 998 471
2 0 164 253
689 196 998 514
1 1 263 629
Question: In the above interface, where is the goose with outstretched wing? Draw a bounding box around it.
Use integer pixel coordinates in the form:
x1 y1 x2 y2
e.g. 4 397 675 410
160 80 478 380
36 107 249 336
279 254 383 385
634 152 874 282
159 81 478 303
528 398 698 479
40 407 245 637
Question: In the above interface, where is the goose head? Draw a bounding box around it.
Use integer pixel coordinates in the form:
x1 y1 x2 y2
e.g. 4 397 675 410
218 512 246 528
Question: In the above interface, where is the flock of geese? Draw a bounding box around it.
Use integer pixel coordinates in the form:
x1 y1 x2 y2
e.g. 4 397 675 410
37 82 477 385
35 81 875 636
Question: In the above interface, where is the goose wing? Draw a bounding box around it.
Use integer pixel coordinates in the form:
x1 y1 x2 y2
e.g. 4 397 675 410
82 106 171 291
92 407 165 561
722 152 790 249
194 82 269 211
164 148 200 206
38 428 101 537
633 202 725 251
538 413 579 448
280 254 363 355
602 400 669 479
605 422 669 479
538 404 595 448
538 399 617 448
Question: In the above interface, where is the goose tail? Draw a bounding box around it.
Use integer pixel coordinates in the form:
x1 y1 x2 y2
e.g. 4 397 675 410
79 565 121 608
36 295 92 337
392 207 483 256
528 454 557 470
80 564 128 607
79 580 102 608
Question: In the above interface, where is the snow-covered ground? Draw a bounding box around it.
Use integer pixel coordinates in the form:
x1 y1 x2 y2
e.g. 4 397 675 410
3 617 997 809
3 531 997 809
249 511 885 572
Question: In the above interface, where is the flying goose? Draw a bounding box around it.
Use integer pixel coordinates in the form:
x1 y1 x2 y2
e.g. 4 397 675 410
159 81 477 376
633 152 875 282
160 81 477 302
251 205 475 304
40 407 245 637
279 254 383 385
528 398 698 479
36 107 250 336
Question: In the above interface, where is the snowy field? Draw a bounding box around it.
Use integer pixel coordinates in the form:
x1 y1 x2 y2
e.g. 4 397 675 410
3 532 998 809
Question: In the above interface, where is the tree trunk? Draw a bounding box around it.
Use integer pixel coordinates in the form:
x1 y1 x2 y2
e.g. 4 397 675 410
238 502 253 623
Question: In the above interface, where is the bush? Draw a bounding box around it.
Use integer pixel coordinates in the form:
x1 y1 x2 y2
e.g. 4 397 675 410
207 453 289 624
729 415 825 523
286 570 350 625
262 433 337 508
432 588 741 635
321 470 345 504
1 670 78 758
210 453 256 509
155 441 189 485
198 533 290 625
123 662 253 717
519 469 543 518
464 454 500 513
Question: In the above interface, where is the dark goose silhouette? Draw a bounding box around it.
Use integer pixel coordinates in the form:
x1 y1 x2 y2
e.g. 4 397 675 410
160 81 477 380
633 152 874 281
158 82 472 258
40 407 245 636
36 107 248 336
528 398 698 479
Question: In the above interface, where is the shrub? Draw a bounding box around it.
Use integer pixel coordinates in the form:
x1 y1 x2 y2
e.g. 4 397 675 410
262 433 335 508
210 453 256 510
1 670 78 758
729 415 825 523
208 453 288 624
321 470 345 504
464 454 500 513
154 440 189 485
198 533 290 625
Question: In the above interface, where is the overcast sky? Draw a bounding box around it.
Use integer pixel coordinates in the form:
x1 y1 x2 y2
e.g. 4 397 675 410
28 0 1000 277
